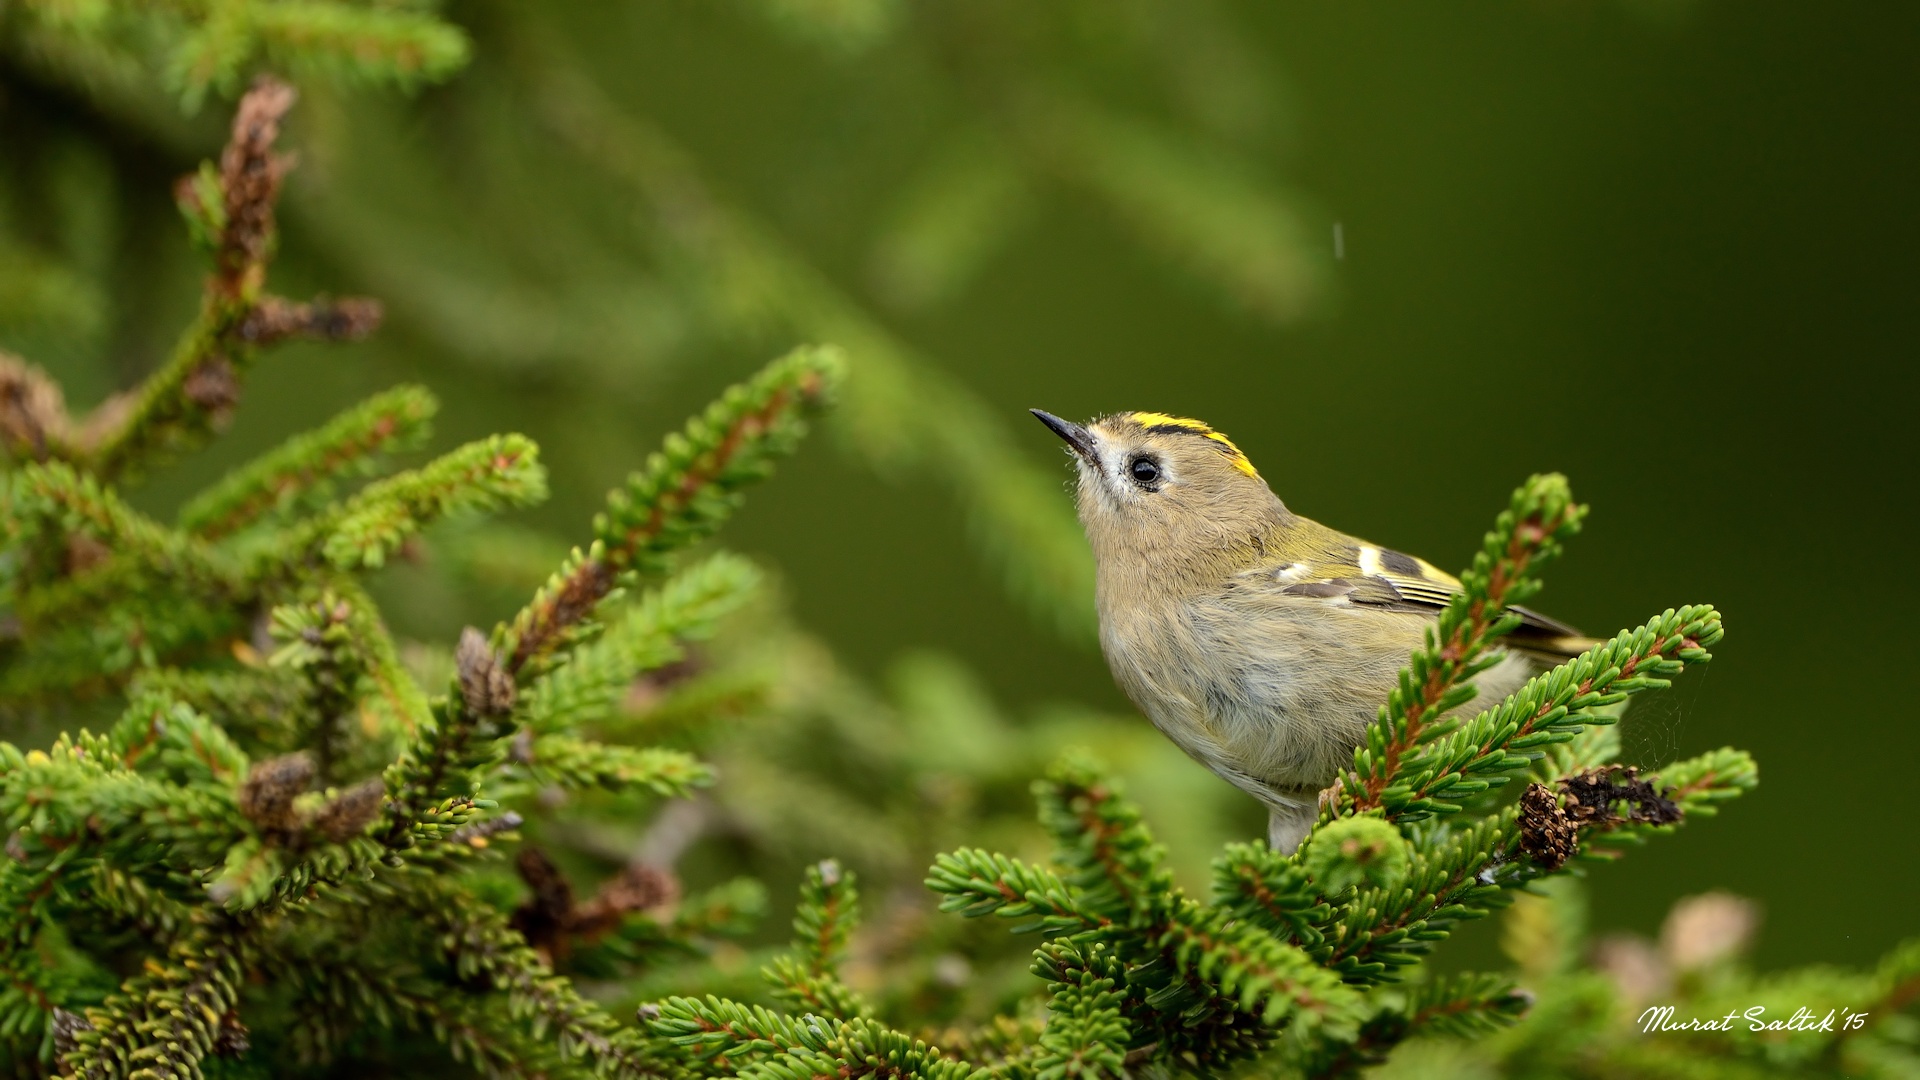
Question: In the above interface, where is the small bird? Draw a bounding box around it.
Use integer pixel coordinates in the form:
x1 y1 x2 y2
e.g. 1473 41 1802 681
1031 409 1595 853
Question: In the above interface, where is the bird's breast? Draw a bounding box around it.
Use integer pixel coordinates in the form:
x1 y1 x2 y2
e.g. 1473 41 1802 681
1096 586 1428 794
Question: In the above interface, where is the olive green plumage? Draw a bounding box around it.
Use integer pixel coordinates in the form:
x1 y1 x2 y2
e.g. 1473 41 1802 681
1032 409 1596 853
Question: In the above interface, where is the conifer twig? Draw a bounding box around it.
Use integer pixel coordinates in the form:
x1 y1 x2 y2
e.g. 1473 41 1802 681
1359 605 1724 824
60 915 253 1080
516 551 763 734
501 346 840 677
1318 746 1756 983
377 630 516 848
85 78 382 481
646 1001 971 1080
504 736 711 797
1211 842 1329 947
924 850 1101 933
1029 942 1130 1079
1296 973 1530 1079
934 758 1362 1060
378 353 836 850
427 898 669 1079
762 860 874 1019
289 433 547 571
7 461 222 580
7 462 235 607
322 575 434 735
178 384 435 538
1331 474 1585 817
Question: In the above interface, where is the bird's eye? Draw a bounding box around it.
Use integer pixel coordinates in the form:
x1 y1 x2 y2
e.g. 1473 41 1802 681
1128 457 1161 487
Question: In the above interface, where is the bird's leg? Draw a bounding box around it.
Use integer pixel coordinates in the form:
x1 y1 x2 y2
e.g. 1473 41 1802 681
1266 800 1317 855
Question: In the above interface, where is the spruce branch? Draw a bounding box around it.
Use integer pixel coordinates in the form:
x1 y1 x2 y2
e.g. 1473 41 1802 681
378 629 518 847
1395 973 1533 1039
517 551 763 734
108 692 250 787
1030 942 1129 1079
324 575 433 736
1 464 247 693
291 433 547 571
1210 842 1329 948
0 737 246 876
1318 747 1756 983
791 859 858 976
646 995 814 1068
86 78 382 481
266 594 363 783
1293 972 1530 1079
1573 746 1758 861
267 952 577 1080
0 468 232 691
925 849 1099 934
502 345 842 677
1330 474 1585 817
5 461 238 615
1312 815 1516 983
81 865 196 951
940 759 1363 1057
407 991 594 1080
732 1016 975 1080
235 294 384 347
372 356 832 847
428 899 667 1079
664 877 768 943
1153 898 1361 1034
59 914 252 1080
206 2 468 100
124 667 306 751
209 77 296 296
760 962 872 1023
177 384 435 539
10 0 469 108
505 736 712 798
0 868 63 1045
1366 605 1724 824
922 1014 1047 1070
1035 755 1176 924
647 1000 970 1080
763 860 873 1019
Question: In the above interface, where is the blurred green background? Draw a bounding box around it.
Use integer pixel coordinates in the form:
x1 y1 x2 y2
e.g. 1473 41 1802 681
3 0 1914 976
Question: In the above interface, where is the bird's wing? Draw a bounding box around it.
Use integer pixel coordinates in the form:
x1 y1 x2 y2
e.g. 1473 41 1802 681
1256 532 1597 658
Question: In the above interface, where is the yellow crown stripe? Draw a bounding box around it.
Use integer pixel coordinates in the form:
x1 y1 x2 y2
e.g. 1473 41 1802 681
1202 431 1261 477
1128 412 1212 431
1123 412 1260 478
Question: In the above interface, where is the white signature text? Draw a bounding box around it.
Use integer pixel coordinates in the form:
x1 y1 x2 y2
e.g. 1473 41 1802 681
1638 1006 1869 1034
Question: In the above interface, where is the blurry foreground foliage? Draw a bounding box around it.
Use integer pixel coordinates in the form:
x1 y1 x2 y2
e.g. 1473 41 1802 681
2 4 1918 1080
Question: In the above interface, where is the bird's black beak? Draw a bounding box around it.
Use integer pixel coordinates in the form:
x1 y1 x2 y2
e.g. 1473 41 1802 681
1030 409 1098 463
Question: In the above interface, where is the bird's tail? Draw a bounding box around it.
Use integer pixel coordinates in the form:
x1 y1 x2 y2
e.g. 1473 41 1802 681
1512 633 1604 660
1505 604 1602 659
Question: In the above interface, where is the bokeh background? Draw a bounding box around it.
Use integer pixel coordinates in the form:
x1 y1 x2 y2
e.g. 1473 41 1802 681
4 0 1915 976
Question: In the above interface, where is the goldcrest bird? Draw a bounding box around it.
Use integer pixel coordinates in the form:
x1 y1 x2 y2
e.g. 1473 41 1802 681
1031 409 1595 854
